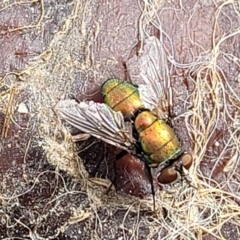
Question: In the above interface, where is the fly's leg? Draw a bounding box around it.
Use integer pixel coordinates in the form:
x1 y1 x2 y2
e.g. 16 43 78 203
106 150 129 194
144 163 156 211
115 149 129 160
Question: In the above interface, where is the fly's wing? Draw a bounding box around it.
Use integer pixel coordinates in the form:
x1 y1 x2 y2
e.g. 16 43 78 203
55 99 135 152
127 36 172 119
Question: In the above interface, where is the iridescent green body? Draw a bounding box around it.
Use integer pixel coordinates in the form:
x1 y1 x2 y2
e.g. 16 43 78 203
102 79 144 118
101 78 181 166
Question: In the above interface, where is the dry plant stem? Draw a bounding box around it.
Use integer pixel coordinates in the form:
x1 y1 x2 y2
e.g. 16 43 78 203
0 0 45 34
1 87 16 138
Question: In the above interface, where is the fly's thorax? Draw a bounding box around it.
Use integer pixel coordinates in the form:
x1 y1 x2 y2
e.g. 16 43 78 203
101 79 144 118
136 113 181 165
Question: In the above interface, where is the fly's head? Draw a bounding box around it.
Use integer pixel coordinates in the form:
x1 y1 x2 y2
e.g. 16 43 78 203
157 153 193 185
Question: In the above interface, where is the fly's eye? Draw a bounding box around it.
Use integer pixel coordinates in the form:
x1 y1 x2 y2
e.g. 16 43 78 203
157 167 179 184
180 153 193 170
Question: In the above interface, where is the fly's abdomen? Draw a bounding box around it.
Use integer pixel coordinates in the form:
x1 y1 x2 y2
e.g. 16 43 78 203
102 79 144 118
135 111 181 166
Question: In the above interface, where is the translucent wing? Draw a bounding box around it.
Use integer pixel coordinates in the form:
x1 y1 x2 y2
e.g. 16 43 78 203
55 99 135 151
127 36 172 119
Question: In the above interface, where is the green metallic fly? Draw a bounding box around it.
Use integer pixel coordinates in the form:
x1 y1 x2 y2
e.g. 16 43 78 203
55 36 193 210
